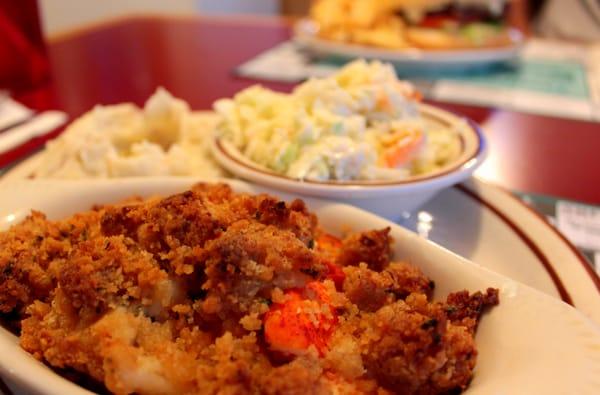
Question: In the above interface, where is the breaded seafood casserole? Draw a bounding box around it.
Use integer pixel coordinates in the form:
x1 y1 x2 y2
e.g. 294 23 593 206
0 183 498 394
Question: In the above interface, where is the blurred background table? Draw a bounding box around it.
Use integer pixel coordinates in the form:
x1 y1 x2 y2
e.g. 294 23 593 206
7 14 598 206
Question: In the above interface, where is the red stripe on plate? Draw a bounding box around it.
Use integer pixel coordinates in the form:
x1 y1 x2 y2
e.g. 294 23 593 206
454 184 574 305
500 186 600 295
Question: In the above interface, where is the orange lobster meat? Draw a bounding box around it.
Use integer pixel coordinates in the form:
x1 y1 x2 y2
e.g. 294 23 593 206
315 232 345 289
315 232 342 262
323 261 345 290
264 282 338 356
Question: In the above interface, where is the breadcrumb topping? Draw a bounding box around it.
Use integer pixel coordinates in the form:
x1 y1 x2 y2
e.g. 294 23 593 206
0 183 498 394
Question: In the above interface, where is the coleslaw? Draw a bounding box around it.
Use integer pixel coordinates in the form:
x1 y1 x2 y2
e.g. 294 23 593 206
215 60 462 181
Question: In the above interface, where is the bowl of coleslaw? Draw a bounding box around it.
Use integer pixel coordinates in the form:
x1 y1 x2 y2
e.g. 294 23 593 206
210 60 486 219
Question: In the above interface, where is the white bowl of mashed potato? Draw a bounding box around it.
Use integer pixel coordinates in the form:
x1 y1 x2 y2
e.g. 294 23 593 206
26 88 225 180
211 60 486 219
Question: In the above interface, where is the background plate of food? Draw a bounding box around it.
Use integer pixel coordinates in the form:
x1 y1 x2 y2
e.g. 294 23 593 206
0 178 599 394
295 0 524 69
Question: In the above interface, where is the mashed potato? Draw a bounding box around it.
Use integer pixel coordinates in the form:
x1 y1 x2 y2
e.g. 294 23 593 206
32 88 225 179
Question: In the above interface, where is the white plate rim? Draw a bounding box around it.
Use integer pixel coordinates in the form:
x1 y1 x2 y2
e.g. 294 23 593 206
456 179 600 322
293 18 524 65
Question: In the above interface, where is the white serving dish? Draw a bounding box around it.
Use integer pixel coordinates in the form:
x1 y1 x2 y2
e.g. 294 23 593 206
293 18 523 71
211 104 487 220
0 178 599 395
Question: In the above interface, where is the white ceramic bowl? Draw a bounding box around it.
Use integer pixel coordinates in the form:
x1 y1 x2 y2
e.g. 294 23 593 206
211 104 487 220
0 178 599 395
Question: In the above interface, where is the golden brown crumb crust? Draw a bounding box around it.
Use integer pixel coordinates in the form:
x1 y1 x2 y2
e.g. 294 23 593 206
0 183 498 395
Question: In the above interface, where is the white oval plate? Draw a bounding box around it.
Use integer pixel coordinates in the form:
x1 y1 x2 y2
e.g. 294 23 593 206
293 19 524 69
0 178 599 395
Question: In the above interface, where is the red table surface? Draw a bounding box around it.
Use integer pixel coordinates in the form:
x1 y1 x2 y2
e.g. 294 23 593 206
8 15 600 205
